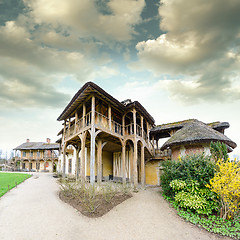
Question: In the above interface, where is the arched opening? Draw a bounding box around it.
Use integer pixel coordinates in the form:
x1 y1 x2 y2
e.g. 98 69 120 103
125 139 134 183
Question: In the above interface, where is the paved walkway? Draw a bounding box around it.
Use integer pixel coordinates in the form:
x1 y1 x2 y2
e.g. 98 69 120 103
0 173 231 240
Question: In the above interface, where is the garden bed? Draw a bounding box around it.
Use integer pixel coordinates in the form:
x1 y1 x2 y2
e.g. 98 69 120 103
58 180 132 218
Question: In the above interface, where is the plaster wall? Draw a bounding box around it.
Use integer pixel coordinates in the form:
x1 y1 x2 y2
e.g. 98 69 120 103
145 160 161 185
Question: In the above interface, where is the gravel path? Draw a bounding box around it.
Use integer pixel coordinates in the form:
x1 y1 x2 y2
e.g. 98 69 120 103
0 173 231 240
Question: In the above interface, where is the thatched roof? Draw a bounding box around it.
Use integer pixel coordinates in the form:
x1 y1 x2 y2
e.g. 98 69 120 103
14 142 60 150
160 120 237 151
150 119 230 139
57 82 155 125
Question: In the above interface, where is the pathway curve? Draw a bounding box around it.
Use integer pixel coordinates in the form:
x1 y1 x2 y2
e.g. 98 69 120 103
0 173 231 240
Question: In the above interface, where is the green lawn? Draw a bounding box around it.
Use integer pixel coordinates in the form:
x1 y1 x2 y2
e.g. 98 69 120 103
0 172 31 197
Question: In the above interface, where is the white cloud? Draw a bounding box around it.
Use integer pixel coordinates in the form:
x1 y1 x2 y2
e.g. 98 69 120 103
134 0 240 102
23 0 145 42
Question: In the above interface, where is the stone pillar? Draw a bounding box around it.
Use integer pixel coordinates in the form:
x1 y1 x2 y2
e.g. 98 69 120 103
37 160 39 172
122 143 126 184
141 145 145 188
90 95 96 184
97 139 102 183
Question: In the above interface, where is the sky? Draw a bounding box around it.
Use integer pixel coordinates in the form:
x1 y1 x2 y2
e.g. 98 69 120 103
0 0 240 159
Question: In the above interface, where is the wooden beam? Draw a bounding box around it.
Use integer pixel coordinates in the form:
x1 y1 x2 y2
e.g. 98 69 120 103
133 140 138 188
108 105 111 131
97 139 102 183
122 143 126 184
90 95 96 184
141 145 145 188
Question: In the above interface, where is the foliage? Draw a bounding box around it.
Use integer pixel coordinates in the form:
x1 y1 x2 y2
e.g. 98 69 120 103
170 179 219 215
0 172 31 197
161 154 216 197
210 141 228 162
162 193 240 239
206 159 240 219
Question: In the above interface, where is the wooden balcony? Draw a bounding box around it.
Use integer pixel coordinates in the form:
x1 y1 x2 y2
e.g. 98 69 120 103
65 111 149 142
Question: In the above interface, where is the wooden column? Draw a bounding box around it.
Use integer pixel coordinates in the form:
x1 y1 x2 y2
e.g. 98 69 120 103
97 139 102 183
133 140 138 188
141 144 145 188
63 120 66 135
80 137 86 182
122 115 125 136
83 103 86 127
75 112 78 133
122 143 126 184
68 118 71 137
129 146 133 184
90 95 96 184
108 105 111 131
51 160 54 173
146 122 150 144
133 109 137 135
62 146 66 178
75 147 81 179
141 115 144 138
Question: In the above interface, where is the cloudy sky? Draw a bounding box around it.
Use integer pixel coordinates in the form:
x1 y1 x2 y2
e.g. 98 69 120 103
0 0 240 158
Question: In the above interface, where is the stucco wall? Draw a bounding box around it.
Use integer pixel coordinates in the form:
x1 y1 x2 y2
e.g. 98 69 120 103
145 160 161 185
102 151 113 177
171 144 210 160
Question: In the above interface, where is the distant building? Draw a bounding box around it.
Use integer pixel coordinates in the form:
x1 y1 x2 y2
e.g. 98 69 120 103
14 138 59 172
57 82 237 186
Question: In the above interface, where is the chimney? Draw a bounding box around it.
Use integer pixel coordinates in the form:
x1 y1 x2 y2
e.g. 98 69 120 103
26 139 30 143
46 138 51 143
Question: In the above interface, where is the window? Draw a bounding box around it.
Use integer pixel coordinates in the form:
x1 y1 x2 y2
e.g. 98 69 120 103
23 152 26 157
37 152 40 157
30 152 33 157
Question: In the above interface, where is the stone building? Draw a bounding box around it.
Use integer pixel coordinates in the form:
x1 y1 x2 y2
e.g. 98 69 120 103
14 138 59 172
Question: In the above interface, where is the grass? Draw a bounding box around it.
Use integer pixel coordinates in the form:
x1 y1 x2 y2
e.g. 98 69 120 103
0 172 31 197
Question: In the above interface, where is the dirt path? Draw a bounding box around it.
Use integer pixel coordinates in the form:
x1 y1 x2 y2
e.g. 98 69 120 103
0 173 231 240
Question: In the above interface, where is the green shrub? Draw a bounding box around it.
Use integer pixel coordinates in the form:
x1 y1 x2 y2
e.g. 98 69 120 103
161 154 216 197
170 179 220 215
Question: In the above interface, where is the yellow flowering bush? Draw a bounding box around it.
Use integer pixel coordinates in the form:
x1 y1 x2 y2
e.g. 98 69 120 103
206 159 240 219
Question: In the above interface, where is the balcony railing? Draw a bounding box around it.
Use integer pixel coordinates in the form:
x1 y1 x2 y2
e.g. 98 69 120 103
15 152 59 161
154 149 171 158
64 111 148 142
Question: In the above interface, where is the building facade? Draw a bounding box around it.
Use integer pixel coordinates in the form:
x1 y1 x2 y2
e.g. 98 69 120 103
14 138 59 172
57 82 237 186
